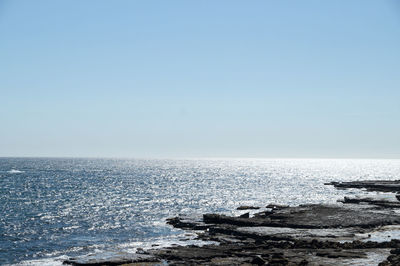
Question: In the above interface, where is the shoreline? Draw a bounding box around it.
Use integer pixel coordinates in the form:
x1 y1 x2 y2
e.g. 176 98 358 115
63 180 400 265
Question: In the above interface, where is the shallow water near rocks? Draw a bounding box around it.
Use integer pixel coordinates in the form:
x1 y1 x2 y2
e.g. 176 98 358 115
1 158 400 265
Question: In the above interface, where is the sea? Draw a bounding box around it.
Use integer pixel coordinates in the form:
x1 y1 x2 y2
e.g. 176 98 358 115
1 157 400 265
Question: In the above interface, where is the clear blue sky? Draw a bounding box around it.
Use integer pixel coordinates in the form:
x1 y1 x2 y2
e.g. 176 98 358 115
1 0 399 158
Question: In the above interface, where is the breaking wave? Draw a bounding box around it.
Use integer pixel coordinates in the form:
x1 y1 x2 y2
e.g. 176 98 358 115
7 169 24 174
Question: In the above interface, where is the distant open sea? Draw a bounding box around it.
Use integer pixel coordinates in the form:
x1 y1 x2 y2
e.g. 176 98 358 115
1 158 400 265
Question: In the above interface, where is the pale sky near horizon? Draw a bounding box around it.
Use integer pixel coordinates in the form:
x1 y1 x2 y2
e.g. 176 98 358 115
1 0 400 158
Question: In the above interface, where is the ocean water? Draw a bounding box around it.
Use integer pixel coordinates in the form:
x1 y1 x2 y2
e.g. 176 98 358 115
1 158 400 265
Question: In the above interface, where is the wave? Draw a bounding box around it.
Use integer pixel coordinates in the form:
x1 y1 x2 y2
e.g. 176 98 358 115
11 255 67 266
7 169 24 174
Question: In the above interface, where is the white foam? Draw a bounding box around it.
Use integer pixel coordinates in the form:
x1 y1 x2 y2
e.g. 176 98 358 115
7 169 24 174
11 255 67 266
116 232 218 254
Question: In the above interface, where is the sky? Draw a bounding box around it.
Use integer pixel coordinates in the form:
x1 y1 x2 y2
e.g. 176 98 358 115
1 0 400 158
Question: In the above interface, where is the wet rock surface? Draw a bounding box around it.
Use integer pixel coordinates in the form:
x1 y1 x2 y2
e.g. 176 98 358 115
326 180 400 192
340 196 400 208
63 251 159 265
237 206 261 210
64 180 400 265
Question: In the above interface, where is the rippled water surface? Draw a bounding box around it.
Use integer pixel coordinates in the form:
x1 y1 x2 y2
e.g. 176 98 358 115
1 158 400 264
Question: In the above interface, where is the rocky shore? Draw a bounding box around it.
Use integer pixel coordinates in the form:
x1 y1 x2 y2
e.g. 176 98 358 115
64 180 400 265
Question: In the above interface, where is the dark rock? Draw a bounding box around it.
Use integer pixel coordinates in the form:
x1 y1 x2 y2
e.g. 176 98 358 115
203 213 272 226
204 204 400 230
166 214 209 230
326 180 400 192
390 248 400 254
267 253 289 265
316 250 365 259
239 212 250 218
267 204 400 229
266 204 289 209
340 196 400 208
251 255 266 265
237 205 261 210
299 259 309 265
253 211 274 218
63 252 158 265
152 245 229 260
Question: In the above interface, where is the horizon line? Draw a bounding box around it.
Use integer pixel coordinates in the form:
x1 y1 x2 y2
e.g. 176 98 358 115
0 156 399 160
